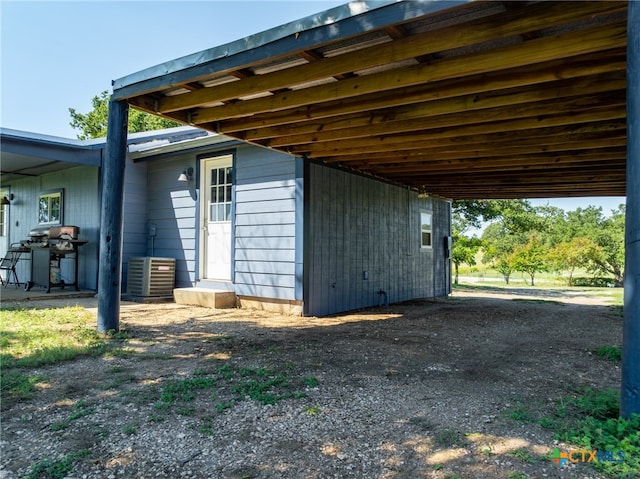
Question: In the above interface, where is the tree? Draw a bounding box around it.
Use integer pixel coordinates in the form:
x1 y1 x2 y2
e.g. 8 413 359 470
482 223 520 284
452 199 535 230
511 234 548 286
586 206 626 286
69 91 181 140
547 236 597 286
451 234 482 285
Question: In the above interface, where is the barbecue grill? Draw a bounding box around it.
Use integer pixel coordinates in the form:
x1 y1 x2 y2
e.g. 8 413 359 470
23 225 87 292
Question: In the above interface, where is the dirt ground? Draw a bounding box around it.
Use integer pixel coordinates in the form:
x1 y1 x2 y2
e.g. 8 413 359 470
1 287 623 479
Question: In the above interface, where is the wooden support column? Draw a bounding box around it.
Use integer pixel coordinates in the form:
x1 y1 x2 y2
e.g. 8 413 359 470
97 99 129 333
622 0 640 418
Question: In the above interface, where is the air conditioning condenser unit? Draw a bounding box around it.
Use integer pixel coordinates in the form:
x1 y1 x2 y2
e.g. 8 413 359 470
126 257 176 297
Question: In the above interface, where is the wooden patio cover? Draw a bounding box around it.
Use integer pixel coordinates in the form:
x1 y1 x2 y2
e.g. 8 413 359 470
112 0 628 199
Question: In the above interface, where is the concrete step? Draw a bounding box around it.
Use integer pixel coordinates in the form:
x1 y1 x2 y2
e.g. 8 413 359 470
173 287 237 308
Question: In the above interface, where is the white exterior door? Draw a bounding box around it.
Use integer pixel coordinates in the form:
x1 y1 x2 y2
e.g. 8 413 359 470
200 156 233 281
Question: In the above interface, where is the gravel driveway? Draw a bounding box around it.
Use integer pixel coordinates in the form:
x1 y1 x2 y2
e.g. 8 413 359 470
1 287 622 478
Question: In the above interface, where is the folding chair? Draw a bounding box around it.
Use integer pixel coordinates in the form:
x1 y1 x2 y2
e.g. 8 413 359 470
0 244 26 288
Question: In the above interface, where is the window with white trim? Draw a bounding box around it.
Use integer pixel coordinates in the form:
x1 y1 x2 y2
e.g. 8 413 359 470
420 212 432 249
38 190 63 225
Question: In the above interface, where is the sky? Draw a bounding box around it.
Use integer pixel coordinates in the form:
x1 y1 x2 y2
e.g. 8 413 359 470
0 0 626 214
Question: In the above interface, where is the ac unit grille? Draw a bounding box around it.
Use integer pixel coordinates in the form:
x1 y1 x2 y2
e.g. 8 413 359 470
127 257 176 297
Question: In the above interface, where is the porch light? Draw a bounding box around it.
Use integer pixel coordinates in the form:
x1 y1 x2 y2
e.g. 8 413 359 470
177 167 194 182
1 194 14 205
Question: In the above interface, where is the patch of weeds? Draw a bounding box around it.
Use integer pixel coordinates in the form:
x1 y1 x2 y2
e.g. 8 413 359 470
548 387 640 479
509 449 539 463
148 413 167 422
303 376 319 387
215 402 233 413
481 446 492 456
199 418 215 435
109 365 126 373
104 348 138 359
0 370 46 401
176 406 195 416
50 400 95 431
121 423 137 435
101 373 137 390
506 403 534 423
433 464 443 471
152 401 171 411
145 364 313 420
106 329 130 341
435 429 465 448
217 364 235 381
305 406 321 415
159 377 217 405
597 345 622 361
568 387 619 420
507 473 527 479
26 450 89 479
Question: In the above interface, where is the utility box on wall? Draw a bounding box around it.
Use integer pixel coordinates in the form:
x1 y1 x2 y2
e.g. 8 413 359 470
126 257 176 297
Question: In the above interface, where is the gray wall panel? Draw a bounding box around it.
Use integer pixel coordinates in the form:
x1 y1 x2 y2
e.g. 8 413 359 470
233 145 299 301
305 163 451 316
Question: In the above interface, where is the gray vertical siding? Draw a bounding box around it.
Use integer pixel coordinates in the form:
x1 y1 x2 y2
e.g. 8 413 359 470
5 166 101 290
233 145 299 300
145 155 198 287
305 163 451 316
122 158 148 287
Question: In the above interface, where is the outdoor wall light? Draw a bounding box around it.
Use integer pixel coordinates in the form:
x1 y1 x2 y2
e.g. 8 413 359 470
177 167 194 182
1 194 14 205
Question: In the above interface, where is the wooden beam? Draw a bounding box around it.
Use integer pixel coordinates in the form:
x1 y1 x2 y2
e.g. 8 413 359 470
323 129 627 164
189 21 626 124
294 106 627 156
336 142 628 169
218 51 625 133
241 72 626 141
365 150 626 174
156 1 624 114
307 119 627 158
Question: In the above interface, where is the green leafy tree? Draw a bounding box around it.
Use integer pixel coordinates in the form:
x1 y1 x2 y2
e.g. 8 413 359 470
511 234 548 286
451 234 482 285
69 91 181 140
482 223 520 284
547 236 597 286
586 206 626 286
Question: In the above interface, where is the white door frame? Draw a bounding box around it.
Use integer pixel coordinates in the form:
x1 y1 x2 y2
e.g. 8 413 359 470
199 155 233 282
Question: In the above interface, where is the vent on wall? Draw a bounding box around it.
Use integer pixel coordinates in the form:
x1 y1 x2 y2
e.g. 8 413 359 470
126 257 176 297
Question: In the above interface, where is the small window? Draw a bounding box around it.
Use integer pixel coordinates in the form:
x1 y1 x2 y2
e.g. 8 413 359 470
38 189 63 225
420 212 432 249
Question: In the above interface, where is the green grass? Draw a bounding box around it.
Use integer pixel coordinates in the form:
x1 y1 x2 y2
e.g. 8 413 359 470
0 306 107 368
0 306 123 402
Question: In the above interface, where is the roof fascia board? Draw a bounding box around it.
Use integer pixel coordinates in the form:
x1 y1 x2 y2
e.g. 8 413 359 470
112 1 468 99
0 128 105 150
1 136 102 166
130 136 242 161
